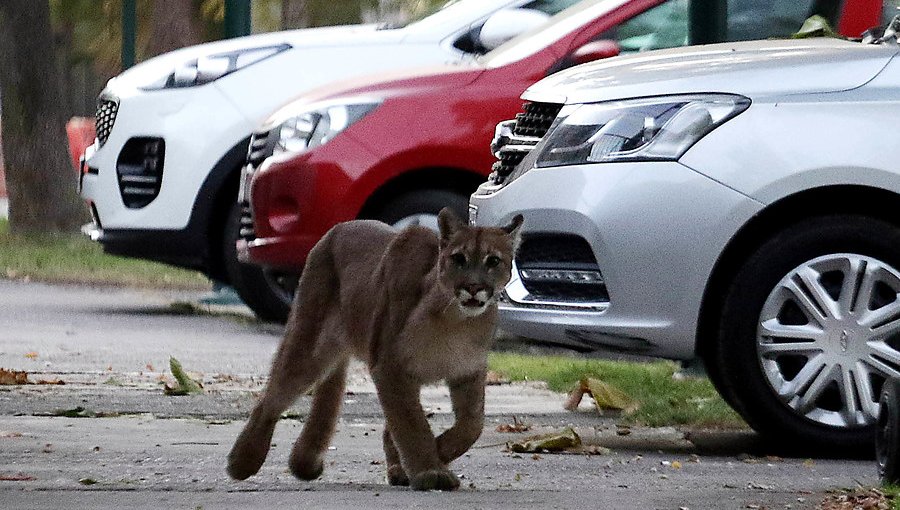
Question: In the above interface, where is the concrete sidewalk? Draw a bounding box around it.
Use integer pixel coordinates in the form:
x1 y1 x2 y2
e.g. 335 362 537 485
0 197 6 219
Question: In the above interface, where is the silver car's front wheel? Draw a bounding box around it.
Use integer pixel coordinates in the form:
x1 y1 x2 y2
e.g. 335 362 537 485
757 253 900 429
710 215 900 450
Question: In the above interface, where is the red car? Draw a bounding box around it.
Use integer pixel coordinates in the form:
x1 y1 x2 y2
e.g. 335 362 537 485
237 0 883 321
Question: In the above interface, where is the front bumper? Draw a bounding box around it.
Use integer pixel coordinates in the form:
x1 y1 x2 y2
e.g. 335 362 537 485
241 133 380 270
471 160 762 359
79 83 254 232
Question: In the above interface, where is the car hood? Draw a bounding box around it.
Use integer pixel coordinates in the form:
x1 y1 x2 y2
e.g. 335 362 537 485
523 38 899 104
261 62 485 128
111 24 401 90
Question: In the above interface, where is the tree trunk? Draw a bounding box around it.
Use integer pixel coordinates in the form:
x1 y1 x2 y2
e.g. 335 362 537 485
145 0 205 58
0 1 86 234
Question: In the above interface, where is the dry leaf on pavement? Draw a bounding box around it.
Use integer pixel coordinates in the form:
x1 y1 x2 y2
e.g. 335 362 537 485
0 368 28 385
507 427 581 453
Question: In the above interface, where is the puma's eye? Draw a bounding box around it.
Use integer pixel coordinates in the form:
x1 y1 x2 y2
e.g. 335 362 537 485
450 253 467 266
484 255 501 268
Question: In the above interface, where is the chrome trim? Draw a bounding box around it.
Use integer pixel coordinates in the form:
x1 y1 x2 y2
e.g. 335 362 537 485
503 261 610 311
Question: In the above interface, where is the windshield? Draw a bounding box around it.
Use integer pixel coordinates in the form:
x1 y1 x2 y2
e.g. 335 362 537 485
481 0 627 67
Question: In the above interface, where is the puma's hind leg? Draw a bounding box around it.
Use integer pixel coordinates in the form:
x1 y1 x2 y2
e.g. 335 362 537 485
288 359 349 480
227 235 340 481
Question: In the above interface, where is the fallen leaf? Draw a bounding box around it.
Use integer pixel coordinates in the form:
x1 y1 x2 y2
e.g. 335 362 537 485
36 379 64 385
496 416 530 433
164 357 203 396
0 473 35 481
78 477 97 485
507 427 581 453
565 378 637 414
0 431 23 438
0 368 28 385
485 370 509 385
23 352 38 360
671 461 682 469
53 407 96 418
146 363 154 372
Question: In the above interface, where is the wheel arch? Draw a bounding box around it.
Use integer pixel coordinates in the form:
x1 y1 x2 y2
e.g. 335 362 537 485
696 184 900 359
186 135 250 282
356 166 486 219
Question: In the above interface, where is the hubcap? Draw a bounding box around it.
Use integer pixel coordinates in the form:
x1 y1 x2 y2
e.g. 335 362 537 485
757 253 900 428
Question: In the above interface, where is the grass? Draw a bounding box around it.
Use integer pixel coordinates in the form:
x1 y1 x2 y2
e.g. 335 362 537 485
488 352 745 428
0 218 208 289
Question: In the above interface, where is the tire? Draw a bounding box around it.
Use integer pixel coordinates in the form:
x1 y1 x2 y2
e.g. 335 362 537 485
371 189 469 230
223 202 298 323
877 378 900 484
714 215 900 451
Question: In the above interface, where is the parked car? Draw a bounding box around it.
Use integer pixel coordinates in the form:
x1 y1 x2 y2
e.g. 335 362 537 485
471 30 900 449
76 0 578 318
240 0 879 321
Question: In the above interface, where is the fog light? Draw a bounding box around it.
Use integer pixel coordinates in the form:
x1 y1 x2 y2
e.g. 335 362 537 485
520 268 604 284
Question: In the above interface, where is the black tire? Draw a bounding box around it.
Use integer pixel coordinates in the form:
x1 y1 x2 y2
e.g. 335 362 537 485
370 189 469 228
223 202 298 323
714 215 900 451
877 378 900 484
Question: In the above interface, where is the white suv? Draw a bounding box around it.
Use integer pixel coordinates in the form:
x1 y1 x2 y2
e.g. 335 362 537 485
79 0 577 320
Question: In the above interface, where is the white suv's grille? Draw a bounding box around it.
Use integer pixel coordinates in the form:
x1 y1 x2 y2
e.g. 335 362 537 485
95 97 119 147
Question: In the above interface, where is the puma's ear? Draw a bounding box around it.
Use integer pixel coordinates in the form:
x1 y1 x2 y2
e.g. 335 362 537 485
501 214 524 251
438 207 465 244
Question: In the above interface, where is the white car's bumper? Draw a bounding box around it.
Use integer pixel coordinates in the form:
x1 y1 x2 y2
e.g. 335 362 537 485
80 82 253 232
471 160 762 359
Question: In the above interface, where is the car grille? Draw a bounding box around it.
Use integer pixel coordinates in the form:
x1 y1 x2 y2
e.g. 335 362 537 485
96 97 119 148
238 129 276 243
513 234 609 304
490 101 562 185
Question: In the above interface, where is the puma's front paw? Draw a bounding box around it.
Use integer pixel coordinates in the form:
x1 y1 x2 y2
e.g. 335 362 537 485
409 469 460 491
289 455 324 481
386 464 409 486
227 442 267 481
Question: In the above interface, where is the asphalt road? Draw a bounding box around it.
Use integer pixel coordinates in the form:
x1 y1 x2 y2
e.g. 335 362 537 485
0 279 880 509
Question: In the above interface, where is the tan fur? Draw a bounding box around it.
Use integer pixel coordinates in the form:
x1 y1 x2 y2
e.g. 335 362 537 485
227 208 523 490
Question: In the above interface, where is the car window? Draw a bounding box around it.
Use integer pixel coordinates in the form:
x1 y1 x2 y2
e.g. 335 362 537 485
726 0 835 41
522 0 583 16
603 0 689 54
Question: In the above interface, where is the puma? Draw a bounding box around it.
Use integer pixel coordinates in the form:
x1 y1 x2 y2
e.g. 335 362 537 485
227 208 523 490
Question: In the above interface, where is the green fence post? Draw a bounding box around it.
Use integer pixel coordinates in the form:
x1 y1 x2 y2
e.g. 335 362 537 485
122 0 136 69
224 0 252 39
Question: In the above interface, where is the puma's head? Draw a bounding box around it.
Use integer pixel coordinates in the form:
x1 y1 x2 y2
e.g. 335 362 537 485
437 208 524 317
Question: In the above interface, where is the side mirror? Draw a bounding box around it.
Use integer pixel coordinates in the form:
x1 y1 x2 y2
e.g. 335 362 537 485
571 40 621 65
478 8 551 51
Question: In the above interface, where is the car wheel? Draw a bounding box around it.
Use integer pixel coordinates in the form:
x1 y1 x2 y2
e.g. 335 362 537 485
715 215 900 450
372 189 469 231
223 202 298 323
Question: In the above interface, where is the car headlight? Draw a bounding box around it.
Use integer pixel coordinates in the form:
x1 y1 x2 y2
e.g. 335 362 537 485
140 44 290 90
273 100 382 156
535 94 750 168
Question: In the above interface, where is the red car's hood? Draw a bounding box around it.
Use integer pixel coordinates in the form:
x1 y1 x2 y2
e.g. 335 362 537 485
261 63 485 129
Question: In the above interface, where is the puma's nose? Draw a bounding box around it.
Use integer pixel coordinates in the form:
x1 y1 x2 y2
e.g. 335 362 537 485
462 284 492 300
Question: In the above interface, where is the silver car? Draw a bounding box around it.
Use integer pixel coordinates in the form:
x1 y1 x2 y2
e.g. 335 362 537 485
471 36 900 449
